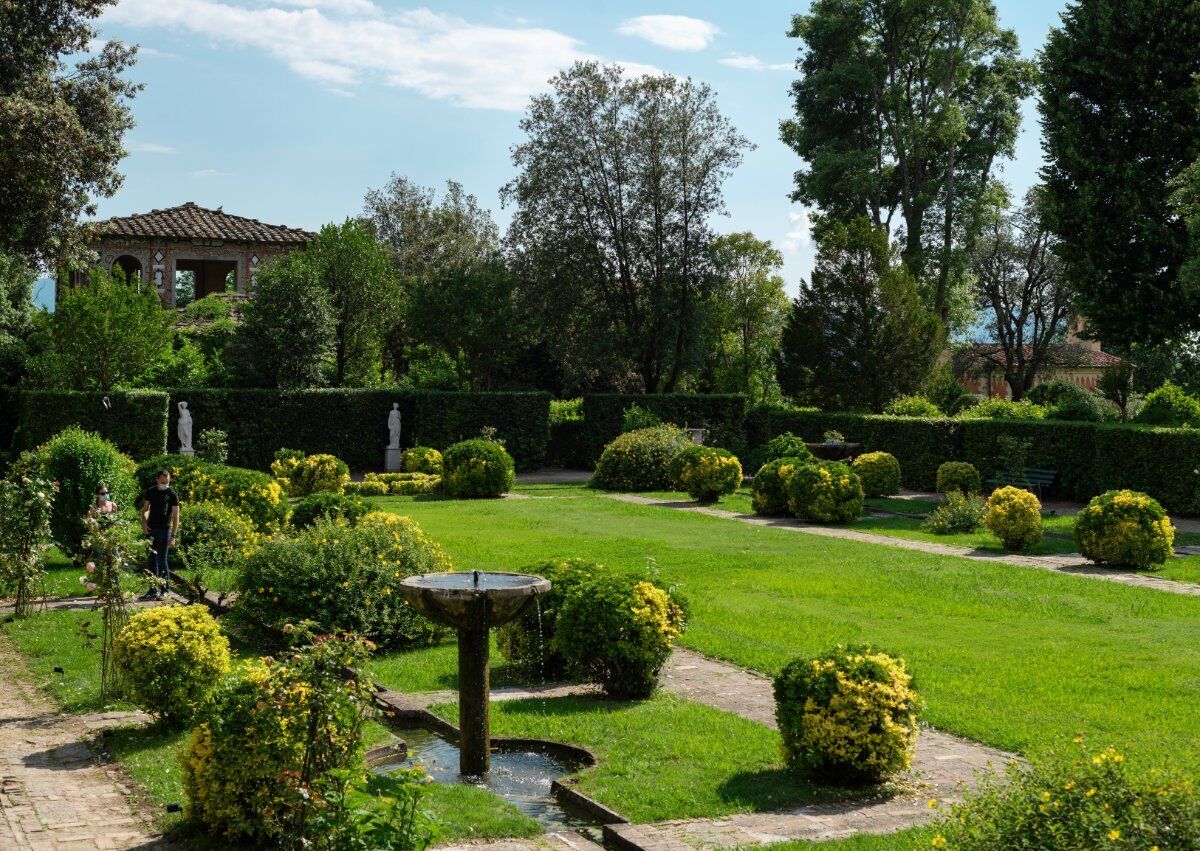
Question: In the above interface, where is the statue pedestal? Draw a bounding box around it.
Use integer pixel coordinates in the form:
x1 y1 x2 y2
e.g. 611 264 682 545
385 447 403 472
179 448 195 457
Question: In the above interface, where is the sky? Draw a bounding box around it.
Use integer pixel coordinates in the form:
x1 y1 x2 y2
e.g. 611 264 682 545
43 0 1070 306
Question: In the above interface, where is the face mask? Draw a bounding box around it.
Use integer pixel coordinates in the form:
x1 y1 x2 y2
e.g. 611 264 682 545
97 495 109 504
157 483 169 491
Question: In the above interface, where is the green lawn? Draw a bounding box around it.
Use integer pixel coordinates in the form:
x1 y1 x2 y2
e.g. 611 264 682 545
36 547 149 600
372 486 1200 773
367 634 523 693
428 694 862 823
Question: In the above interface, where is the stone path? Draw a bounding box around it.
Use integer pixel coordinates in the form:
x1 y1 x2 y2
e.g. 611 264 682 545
438 833 604 851
0 640 168 850
608 494 1200 597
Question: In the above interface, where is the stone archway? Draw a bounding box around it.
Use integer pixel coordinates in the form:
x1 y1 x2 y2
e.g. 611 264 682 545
111 254 143 282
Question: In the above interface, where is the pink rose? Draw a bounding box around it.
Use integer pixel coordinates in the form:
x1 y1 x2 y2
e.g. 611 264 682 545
85 582 96 591
85 563 96 573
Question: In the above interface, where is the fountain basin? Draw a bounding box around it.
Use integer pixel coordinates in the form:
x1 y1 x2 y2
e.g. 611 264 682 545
399 571 551 629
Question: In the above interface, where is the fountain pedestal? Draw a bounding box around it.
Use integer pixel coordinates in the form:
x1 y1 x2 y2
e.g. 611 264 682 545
399 571 550 776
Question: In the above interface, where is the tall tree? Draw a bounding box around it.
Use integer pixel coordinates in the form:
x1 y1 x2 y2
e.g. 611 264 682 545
1 0 140 268
969 187 1072 400
1040 0 1200 349
703 232 789 401
505 62 751 393
776 218 944 411
781 0 1034 327
0 251 35 384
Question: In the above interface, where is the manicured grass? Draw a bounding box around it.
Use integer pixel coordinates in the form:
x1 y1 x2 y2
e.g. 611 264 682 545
373 487 1200 772
428 694 859 823
37 547 149 600
777 827 936 849
425 785 541 842
367 636 522 693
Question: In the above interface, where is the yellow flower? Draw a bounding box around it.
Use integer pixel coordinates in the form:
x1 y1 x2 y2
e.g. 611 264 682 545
1108 829 1120 840
930 837 947 849
1086 788 1097 797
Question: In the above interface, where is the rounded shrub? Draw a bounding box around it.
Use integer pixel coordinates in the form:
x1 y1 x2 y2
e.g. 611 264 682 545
184 465 288 531
883 395 942 417
983 486 1043 551
1133 380 1200 427
936 461 981 496
401 446 444 475
235 513 452 647
344 479 389 497
291 491 369 530
950 393 984 416
773 644 921 783
1074 489 1174 568
955 397 1047 420
852 452 901 497
669 446 743 503
751 456 811 516
497 559 611 681
21 427 137 553
441 439 515 498
1047 392 1110 422
178 501 258 585
744 432 814 475
787 461 864 523
554 573 686 698
112 605 231 725
591 425 691 491
290 453 350 496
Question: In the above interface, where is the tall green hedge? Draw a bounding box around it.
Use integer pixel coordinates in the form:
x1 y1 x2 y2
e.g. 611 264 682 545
746 405 1200 515
11 390 169 458
582 393 746 463
164 389 549 471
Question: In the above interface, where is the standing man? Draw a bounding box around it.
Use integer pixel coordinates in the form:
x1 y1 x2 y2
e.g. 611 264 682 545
140 469 180 601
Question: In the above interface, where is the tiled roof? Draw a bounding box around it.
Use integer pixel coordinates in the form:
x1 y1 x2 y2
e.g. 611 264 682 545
967 343 1123 369
91 202 314 245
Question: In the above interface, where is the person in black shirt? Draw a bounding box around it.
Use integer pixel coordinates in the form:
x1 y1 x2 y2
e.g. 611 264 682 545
140 469 180 600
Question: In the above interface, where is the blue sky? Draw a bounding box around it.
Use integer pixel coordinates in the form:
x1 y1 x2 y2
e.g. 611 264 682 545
47 0 1068 307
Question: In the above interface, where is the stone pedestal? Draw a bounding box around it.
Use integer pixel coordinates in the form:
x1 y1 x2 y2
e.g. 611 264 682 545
179 448 195 457
385 447 403 472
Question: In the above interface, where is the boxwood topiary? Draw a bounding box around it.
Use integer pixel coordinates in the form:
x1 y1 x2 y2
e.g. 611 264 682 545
744 431 815 475
669 446 743 503
291 491 370 530
112 604 231 726
401 446 444 475
554 572 686 698
497 559 610 680
852 451 901 497
1074 489 1174 568
751 456 811 516
441 439 515 498
773 644 921 783
234 513 452 647
983 486 1043 551
19 427 137 553
936 461 981 496
787 460 864 523
591 425 691 491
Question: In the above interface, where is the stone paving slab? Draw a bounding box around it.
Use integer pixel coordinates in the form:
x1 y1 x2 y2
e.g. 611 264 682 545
608 494 1200 597
0 639 170 850
438 831 604 851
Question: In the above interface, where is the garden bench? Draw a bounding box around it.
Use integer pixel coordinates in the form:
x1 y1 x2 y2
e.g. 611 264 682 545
988 467 1056 497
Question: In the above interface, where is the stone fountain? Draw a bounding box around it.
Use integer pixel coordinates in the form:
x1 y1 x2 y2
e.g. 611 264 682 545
399 570 551 776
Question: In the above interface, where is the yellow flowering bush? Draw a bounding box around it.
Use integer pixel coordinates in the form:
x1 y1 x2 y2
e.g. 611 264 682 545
291 492 369 530
669 446 743 503
983 486 1043 551
441 439 515 498
112 605 231 725
344 479 389 497
773 644 921 783
498 559 611 680
291 453 351 497
178 501 259 594
234 512 452 648
929 740 1200 849
936 461 981 496
554 572 686 698
852 451 901 497
751 456 810 516
269 448 304 490
787 461 864 523
400 446 444 475
591 425 692 491
1075 490 1174 568
364 472 442 495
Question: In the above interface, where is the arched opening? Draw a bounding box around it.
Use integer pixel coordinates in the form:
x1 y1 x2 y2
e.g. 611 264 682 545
111 255 143 282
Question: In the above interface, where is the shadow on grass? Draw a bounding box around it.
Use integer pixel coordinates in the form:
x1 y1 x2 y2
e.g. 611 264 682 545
715 767 887 811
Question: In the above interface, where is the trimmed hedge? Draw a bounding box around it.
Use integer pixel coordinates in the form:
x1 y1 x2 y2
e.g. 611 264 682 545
11 390 168 458
160 389 549 471
582 394 746 465
747 405 1200 515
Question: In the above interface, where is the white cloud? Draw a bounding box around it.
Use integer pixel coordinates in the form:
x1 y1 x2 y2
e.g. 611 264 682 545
104 0 649 110
719 53 792 72
130 142 177 153
783 210 812 254
190 168 228 177
617 15 719 51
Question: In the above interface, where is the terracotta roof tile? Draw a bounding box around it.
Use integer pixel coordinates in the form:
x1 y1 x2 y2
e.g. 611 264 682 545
92 202 314 245
967 343 1123 369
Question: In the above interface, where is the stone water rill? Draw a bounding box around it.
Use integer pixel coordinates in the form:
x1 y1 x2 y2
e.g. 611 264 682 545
398 571 550 776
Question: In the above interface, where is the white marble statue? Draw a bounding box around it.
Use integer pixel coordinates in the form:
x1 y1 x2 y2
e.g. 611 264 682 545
387 403 402 449
177 401 193 453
